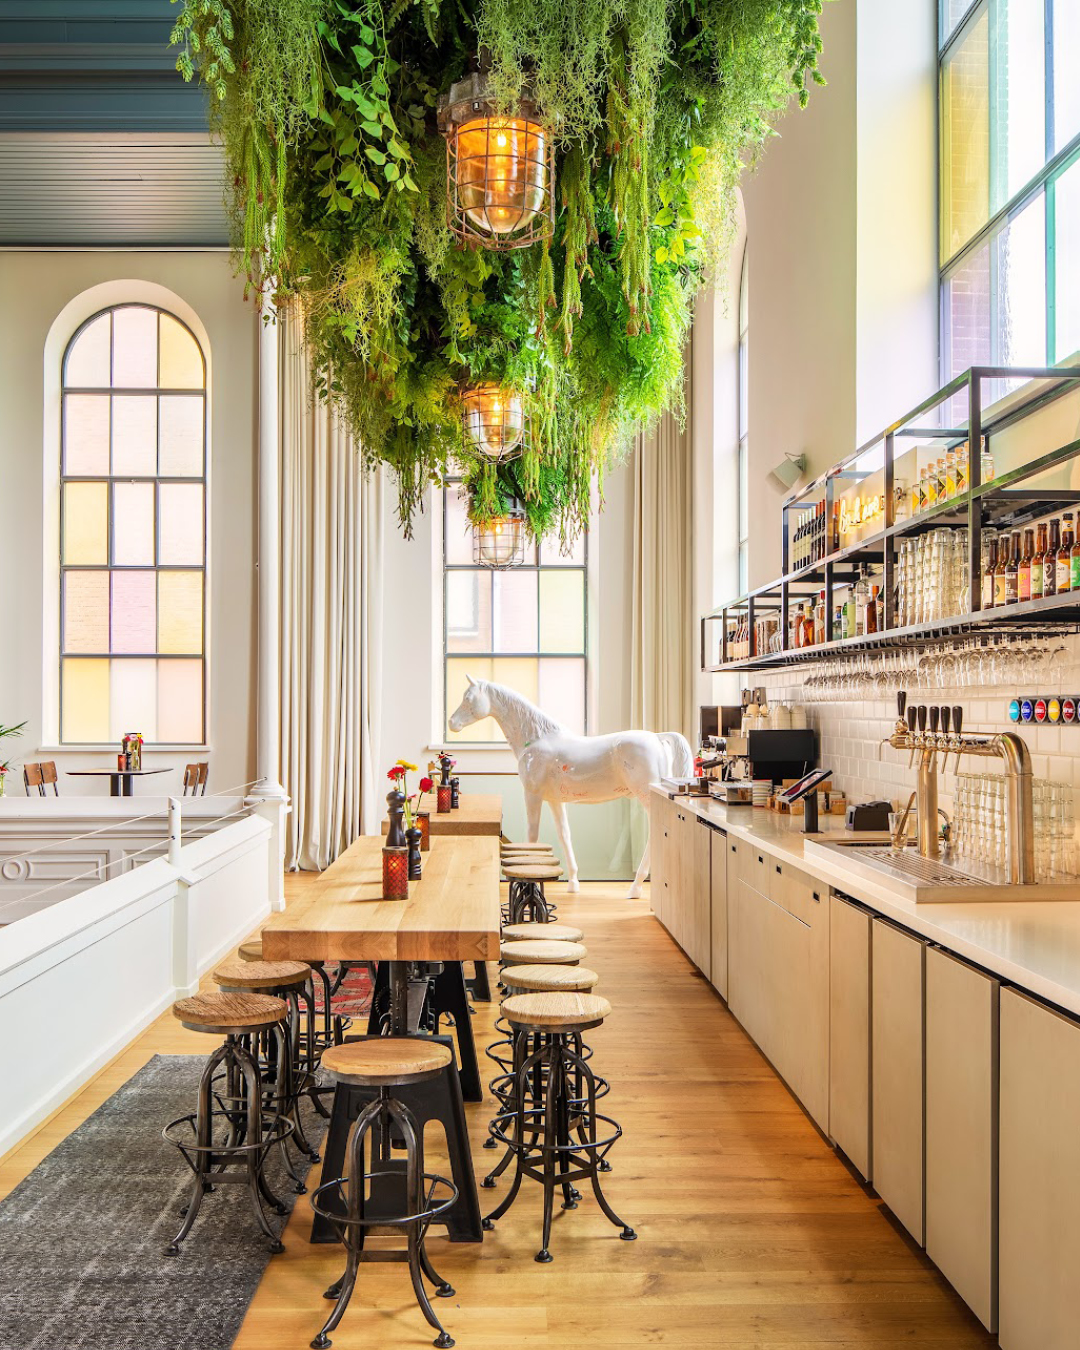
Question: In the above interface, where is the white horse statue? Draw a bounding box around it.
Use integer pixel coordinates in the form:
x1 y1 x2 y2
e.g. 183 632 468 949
448 676 694 898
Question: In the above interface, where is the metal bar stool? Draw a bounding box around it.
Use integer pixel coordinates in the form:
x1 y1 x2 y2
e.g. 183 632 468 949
501 861 563 925
311 1038 459 1350
163 991 295 1255
214 958 322 1164
483 992 635 1263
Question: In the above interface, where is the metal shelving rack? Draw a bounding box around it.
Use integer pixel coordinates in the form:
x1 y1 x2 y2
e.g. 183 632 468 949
702 365 1080 674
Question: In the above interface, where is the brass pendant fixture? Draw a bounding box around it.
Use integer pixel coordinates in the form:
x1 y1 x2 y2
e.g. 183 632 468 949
461 382 526 462
473 505 527 568
439 73 554 250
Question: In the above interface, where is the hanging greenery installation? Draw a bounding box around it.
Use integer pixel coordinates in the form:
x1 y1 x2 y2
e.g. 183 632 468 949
171 0 830 540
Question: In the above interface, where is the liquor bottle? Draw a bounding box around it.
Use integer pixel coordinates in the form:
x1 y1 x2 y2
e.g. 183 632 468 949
944 448 957 500
1072 522 1080 593
832 604 843 642
982 534 998 609
814 589 826 644
1045 518 1061 597
1006 531 1020 604
876 585 885 633
917 472 928 515
1057 512 1075 593
926 465 938 509
843 583 856 639
981 439 994 484
831 502 841 553
934 458 947 505
994 532 1010 608
956 443 969 496
1032 521 1048 598
1019 528 1034 602
865 584 879 634
854 565 870 637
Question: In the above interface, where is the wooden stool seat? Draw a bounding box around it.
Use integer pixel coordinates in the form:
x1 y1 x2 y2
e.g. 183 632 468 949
501 842 554 852
502 991 612 1029
501 964 599 993
501 855 556 867
501 922 584 943
500 939 586 965
238 939 264 962
502 863 563 881
214 958 311 991
172 990 287 1031
320 1037 453 1086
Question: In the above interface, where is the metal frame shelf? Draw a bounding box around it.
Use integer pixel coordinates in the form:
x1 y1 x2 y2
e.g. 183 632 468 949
703 365 1080 674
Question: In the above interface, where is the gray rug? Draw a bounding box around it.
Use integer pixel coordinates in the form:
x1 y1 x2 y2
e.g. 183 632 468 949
0 1055 327 1350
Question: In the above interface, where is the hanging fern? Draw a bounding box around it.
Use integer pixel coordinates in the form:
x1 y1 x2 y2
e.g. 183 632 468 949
170 0 832 536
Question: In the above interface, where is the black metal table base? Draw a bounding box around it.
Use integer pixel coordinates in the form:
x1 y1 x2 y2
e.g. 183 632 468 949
312 1032 483 1244
366 962 482 1103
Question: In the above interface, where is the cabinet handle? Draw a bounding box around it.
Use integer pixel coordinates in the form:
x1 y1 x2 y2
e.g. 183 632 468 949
812 891 820 902
757 855 763 864
731 845 736 853
775 865 782 875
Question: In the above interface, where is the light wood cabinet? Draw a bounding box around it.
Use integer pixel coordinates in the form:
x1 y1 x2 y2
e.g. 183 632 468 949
829 894 872 1181
728 852 829 1130
999 987 1080 1350
648 792 669 925
924 946 998 1333
871 918 925 1245
648 794 710 977
684 814 711 978
709 828 728 999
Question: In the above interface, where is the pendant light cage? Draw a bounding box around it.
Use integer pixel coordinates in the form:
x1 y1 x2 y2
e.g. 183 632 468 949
472 507 528 569
461 382 528 463
439 74 554 251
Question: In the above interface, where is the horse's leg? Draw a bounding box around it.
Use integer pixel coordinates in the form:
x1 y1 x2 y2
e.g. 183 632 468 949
551 801 580 894
628 832 650 900
524 789 543 844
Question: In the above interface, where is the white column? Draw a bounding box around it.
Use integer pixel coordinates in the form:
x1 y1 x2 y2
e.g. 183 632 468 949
248 297 288 906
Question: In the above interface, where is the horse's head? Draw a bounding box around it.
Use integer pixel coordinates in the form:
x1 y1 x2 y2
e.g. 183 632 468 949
448 675 492 733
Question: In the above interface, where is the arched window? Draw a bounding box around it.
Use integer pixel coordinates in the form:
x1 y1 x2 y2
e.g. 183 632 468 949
60 304 206 745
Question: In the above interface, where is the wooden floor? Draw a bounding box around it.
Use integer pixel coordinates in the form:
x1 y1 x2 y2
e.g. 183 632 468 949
1 879 997 1350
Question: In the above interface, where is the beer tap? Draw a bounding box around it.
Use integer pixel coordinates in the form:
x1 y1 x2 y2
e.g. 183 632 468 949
906 703 918 766
928 705 940 772
952 705 963 773
940 706 952 775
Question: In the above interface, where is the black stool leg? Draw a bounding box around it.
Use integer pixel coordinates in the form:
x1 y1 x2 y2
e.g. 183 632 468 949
429 963 482 1103
467 959 491 1003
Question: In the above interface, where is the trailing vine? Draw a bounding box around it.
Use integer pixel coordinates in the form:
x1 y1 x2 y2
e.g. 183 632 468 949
171 0 831 539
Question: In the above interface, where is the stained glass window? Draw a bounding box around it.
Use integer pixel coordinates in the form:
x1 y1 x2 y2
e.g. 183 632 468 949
60 305 206 744
940 0 1080 381
443 481 588 742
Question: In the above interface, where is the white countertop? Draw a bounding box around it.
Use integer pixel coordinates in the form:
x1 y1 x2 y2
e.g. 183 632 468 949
653 784 1080 1020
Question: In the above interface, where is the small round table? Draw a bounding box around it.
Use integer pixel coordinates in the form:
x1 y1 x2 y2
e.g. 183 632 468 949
66 767 171 798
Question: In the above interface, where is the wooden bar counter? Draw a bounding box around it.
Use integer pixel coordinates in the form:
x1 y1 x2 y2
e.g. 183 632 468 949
380 792 503 837
262 833 501 965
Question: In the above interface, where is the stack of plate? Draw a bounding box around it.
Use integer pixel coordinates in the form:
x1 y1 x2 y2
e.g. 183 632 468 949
752 780 772 807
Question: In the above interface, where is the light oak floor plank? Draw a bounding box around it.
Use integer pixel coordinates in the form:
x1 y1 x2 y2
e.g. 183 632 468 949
1 879 996 1349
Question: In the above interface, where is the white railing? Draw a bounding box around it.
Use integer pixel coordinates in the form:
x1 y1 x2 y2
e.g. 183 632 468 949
0 785 288 1159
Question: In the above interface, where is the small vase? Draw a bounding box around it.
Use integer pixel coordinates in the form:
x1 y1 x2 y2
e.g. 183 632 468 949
0 774 6 798
416 812 431 851
382 846 409 900
437 783 452 814
405 826 422 880
450 776 460 808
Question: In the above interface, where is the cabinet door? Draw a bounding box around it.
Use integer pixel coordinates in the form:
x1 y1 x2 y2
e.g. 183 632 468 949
769 864 829 1130
999 987 1080 1350
829 894 872 1181
685 817 712 977
741 844 772 899
649 793 668 924
872 918 925 1245
668 804 687 949
728 878 772 1051
925 946 998 1333
710 830 728 999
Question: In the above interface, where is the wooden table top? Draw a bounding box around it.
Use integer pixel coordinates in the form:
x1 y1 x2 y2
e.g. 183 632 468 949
380 792 503 837
261 833 501 964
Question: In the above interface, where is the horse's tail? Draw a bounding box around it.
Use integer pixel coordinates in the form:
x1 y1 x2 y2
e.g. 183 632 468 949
658 731 694 778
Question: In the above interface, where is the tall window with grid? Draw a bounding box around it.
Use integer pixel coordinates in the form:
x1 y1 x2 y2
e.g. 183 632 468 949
443 483 588 742
60 304 207 745
940 0 1080 389
737 245 749 594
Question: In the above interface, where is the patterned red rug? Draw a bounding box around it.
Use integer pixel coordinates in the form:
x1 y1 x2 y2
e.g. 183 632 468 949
312 962 374 1019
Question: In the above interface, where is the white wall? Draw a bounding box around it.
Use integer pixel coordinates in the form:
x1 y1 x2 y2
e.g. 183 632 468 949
0 251 258 798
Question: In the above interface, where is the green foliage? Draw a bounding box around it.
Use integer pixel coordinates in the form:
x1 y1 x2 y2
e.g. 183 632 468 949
170 0 831 537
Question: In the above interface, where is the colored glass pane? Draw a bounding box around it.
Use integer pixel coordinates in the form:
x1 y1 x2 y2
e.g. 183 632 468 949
159 314 204 388
158 483 203 564
64 395 110 475
539 570 585 652
158 395 204 476
1056 156 1080 361
158 571 203 654
113 482 156 565
62 658 109 742
112 307 158 387
109 658 158 741
157 660 203 742
62 481 108 564
65 313 111 388
941 6 990 261
111 571 156 653
539 657 586 735
63 572 109 653
111 396 157 476
493 570 538 652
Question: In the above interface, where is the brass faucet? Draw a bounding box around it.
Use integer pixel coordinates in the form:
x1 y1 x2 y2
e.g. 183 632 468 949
883 694 1035 884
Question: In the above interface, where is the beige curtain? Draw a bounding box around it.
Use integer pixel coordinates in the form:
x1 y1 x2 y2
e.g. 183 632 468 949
630 360 695 743
279 305 383 869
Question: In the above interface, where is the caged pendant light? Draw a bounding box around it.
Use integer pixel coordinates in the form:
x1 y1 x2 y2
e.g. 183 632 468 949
473 504 527 569
461 382 526 462
438 72 554 250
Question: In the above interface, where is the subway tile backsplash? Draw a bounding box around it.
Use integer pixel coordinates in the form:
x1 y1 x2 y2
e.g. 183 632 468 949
760 635 1080 813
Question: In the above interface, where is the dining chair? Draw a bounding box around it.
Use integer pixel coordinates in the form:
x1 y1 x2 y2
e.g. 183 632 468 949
23 763 43 796
40 761 59 795
183 762 209 797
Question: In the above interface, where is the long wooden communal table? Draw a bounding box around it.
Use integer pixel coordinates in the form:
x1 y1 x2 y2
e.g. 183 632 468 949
379 791 503 837
262 833 501 1242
